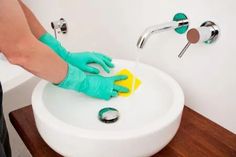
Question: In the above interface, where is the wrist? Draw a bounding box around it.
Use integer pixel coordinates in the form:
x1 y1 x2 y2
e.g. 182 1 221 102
57 63 86 90
39 33 69 60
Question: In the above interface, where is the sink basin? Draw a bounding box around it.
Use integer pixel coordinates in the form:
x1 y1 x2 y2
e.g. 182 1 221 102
32 59 184 157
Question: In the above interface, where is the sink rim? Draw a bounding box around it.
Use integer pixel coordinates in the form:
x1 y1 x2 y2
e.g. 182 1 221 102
32 59 184 140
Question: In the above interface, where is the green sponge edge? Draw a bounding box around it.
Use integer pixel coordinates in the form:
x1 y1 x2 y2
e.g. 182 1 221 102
173 13 189 34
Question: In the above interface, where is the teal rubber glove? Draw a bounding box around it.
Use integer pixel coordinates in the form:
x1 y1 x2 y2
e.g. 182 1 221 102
67 52 114 74
58 64 129 100
39 33 114 74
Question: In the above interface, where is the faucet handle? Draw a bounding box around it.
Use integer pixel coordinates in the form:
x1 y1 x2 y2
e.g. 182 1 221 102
178 28 207 58
178 42 191 58
51 18 68 39
178 21 219 58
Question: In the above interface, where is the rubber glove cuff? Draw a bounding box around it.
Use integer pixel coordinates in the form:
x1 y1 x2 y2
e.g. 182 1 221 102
57 64 86 90
39 33 69 60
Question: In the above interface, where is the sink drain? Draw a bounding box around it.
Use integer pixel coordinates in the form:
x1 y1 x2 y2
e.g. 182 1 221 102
98 107 119 124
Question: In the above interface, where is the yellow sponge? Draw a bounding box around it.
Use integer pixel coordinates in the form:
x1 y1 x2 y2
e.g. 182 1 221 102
115 69 141 97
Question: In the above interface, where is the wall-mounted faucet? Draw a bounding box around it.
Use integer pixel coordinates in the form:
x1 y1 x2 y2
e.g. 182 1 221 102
137 13 189 49
51 18 68 39
178 21 219 58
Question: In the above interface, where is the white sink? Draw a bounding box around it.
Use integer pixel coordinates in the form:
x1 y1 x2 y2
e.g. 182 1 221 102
32 59 184 157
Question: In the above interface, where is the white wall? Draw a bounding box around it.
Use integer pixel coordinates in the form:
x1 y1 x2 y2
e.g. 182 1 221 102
23 0 236 133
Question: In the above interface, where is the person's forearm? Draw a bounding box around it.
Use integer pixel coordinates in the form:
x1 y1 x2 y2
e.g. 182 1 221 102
0 0 67 84
15 0 68 83
17 36 68 84
17 0 46 39
4 34 67 84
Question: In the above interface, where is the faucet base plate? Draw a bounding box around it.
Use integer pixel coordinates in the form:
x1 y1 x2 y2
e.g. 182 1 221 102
173 13 189 34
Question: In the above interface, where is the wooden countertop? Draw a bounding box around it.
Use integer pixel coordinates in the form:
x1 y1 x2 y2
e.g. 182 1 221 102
9 105 236 157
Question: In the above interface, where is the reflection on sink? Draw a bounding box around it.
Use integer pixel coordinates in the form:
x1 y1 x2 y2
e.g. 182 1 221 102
32 59 184 157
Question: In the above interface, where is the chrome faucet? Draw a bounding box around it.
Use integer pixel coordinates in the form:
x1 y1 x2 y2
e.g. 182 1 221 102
178 21 219 58
51 18 68 39
137 13 189 49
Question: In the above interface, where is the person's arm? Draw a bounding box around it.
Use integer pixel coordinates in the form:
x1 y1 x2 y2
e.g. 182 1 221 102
0 0 129 100
17 0 115 74
13 36 68 84
17 0 46 39
0 0 67 84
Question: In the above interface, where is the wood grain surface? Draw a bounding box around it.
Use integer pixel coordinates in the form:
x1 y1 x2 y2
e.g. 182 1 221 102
9 106 236 157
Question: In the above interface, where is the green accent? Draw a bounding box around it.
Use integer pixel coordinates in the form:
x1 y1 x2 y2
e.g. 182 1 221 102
66 52 114 74
99 108 117 118
39 33 114 74
40 33 129 100
39 33 69 59
58 64 129 100
173 13 189 34
57 64 86 90
78 74 129 100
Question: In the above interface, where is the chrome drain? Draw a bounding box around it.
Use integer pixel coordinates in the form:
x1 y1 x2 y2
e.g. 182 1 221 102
98 107 119 124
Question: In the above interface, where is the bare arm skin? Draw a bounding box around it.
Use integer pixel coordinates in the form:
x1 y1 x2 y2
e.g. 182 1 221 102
0 0 67 84
17 0 46 39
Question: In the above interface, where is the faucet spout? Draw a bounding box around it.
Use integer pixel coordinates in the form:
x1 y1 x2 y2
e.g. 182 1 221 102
136 14 189 49
137 21 178 49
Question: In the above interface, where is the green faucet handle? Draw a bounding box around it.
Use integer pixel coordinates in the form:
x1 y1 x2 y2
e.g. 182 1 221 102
173 13 189 34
